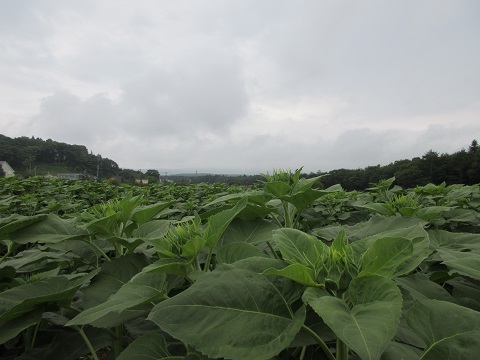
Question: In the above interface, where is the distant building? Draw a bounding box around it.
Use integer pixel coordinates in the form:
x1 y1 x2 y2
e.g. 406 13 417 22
0 161 15 177
135 179 149 185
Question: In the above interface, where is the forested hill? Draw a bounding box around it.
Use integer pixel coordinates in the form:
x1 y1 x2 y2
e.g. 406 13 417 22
0 134 120 178
317 140 480 190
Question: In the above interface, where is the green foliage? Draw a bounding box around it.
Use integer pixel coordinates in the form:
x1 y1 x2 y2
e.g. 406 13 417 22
0 174 479 359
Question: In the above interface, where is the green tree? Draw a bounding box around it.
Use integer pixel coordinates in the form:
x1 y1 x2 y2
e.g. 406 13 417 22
467 151 480 184
145 169 160 184
468 139 478 153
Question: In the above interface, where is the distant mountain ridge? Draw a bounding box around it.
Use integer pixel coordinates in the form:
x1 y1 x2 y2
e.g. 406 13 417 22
2 134 479 190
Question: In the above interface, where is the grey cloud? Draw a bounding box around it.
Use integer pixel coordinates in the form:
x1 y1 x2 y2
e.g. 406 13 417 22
30 45 248 146
1 1 479 173
119 51 248 136
250 1 480 117
413 124 480 155
32 91 116 145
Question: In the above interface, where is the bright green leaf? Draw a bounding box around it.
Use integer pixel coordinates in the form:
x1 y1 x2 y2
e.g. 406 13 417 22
273 228 327 269
303 275 402 360
263 263 320 286
216 242 267 264
204 197 247 249
407 300 480 359
360 237 413 277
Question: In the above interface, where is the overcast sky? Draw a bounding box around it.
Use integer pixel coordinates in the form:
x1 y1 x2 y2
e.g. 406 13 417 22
1 1 479 174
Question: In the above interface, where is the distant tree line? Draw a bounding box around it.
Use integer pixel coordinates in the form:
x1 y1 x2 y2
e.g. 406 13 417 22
315 140 480 190
1 134 479 189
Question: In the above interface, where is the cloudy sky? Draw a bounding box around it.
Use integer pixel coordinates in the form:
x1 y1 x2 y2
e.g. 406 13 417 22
1 1 479 174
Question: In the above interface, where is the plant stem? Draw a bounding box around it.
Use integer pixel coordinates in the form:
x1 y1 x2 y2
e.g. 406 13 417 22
271 214 284 228
292 208 303 229
301 325 335 360
336 337 348 360
74 326 100 360
204 249 213 272
0 242 14 266
23 328 32 352
283 202 292 228
299 345 307 360
31 321 41 350
0 251 10 266
266 241 279 259
114 325 123 357
337 338 348 360
82 239 111 261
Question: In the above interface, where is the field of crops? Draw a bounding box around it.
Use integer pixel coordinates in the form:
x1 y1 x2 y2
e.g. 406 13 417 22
1 171 480 359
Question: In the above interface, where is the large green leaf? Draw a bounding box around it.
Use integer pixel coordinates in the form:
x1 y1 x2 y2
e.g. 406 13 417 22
292 176 323 194
80 253 149 309
437 249 480 280
280 188 330 212
429 230 480 253
264 181 292 197
237 203 277 221
263 263 319 286
204 197 247 249
232 257 306 305
118 193 144 223
415 206 451 221
395 273 454 302
216 242 267 264
8 214 88 244
0 249 76 272
358 203 395 216
0 271 98 323
352 223 427 253
221 218 278 248
0 214 47 236
141 258 191 276
272 228 327 269
360 237 413 277
131 220 171 239
68 272 167 327
447 277 480 311
313 215 423 242
353 224 429 276
46 239 98 266
131 201 173 225
148 266 305 360
86 213 119 236
444 208 480 225
303 275 402 360
407 300 480 359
